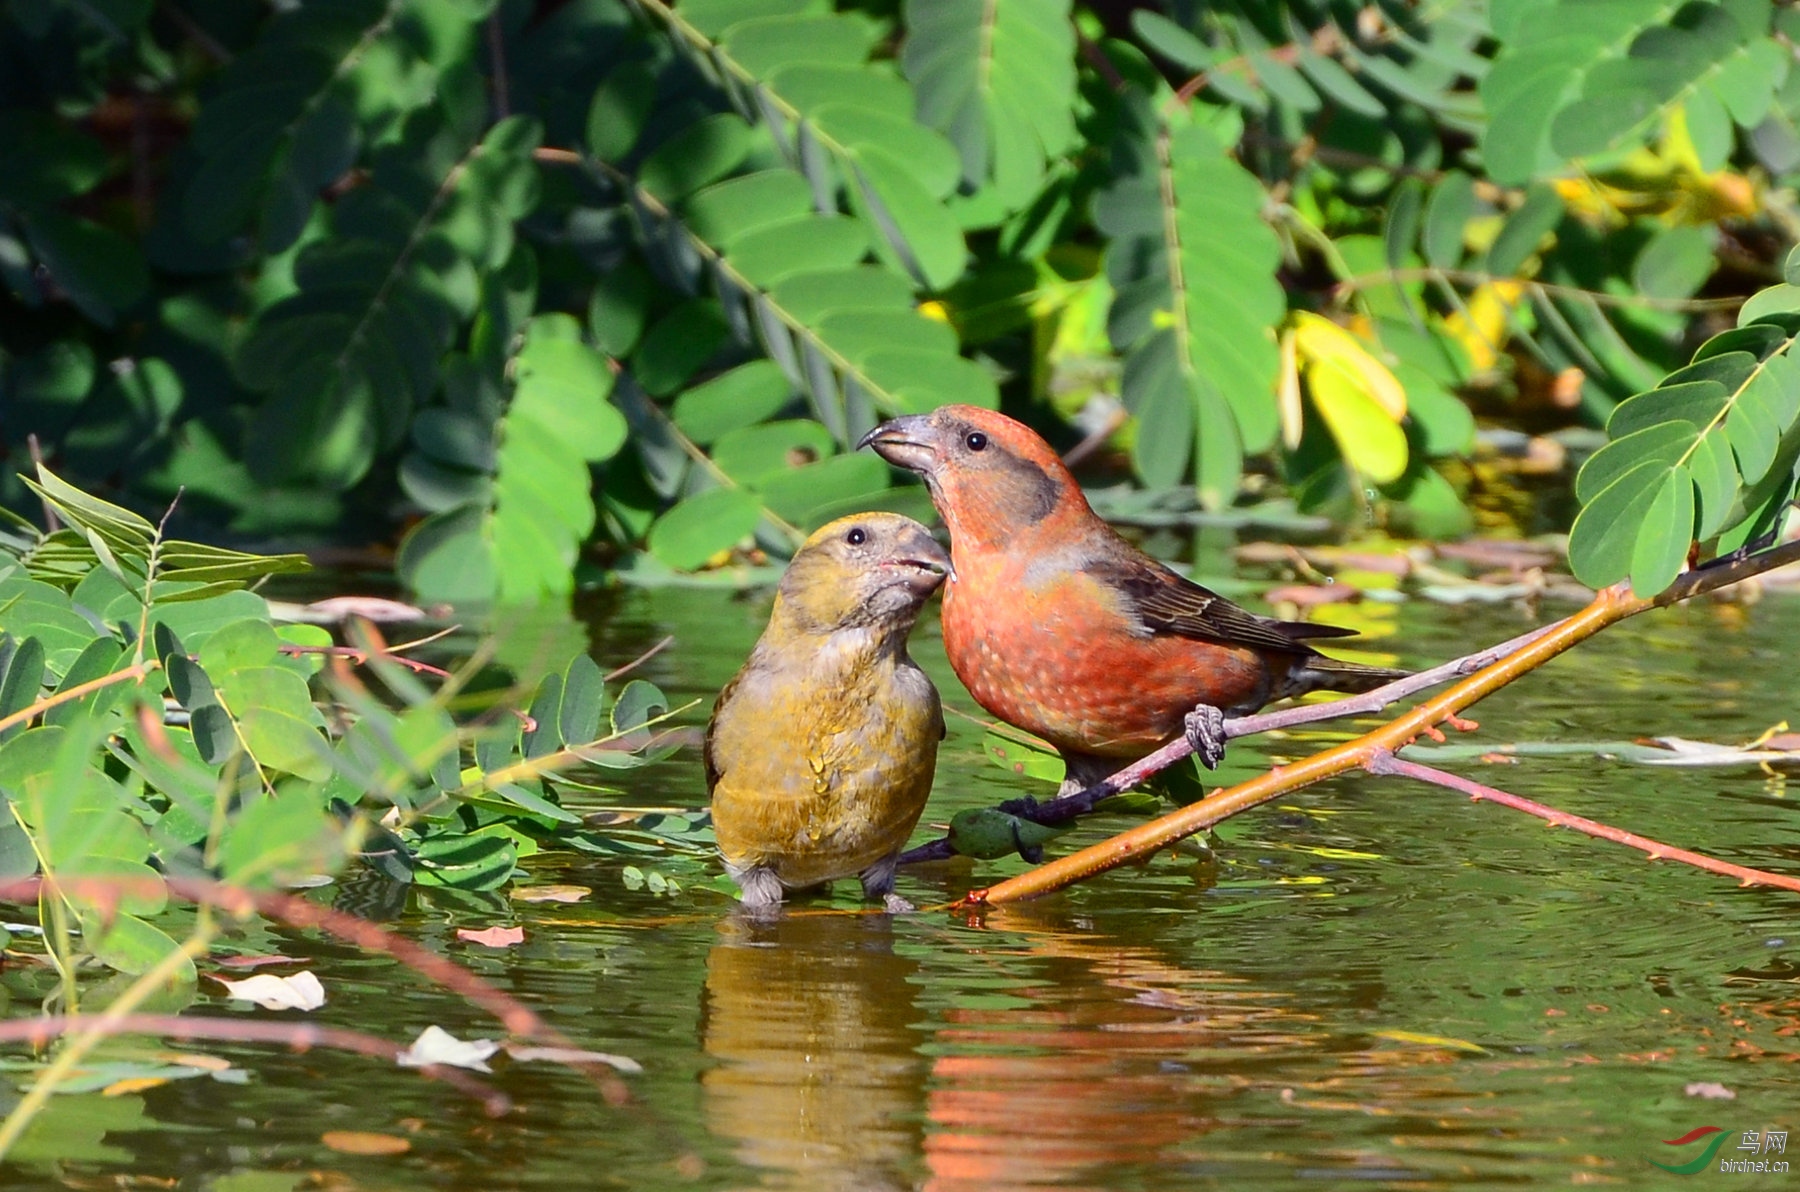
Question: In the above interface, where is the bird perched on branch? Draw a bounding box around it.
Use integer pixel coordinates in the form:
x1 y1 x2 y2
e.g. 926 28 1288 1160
860 405 1406 796
707 513 950 912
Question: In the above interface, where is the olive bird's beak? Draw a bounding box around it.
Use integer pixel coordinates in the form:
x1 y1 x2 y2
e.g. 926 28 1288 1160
857 415 937 475
884 522 954 590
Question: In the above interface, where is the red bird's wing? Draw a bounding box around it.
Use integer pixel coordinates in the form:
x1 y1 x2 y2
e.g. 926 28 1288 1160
1087 555 1357 653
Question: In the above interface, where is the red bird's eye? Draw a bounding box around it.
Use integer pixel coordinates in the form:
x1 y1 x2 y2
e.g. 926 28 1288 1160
846 527 867 545
965 432 988 451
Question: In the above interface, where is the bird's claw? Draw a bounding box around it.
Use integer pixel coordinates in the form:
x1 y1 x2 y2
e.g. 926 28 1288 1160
882 892 916 914
1184 705 1227 769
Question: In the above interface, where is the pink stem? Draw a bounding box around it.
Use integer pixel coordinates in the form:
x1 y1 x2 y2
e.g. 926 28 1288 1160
1366 749 1800 893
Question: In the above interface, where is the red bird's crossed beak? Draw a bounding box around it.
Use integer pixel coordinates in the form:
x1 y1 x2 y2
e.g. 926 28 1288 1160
858 416 938 476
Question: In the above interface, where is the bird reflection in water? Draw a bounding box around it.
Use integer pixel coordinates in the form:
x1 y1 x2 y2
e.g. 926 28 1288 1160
921 904 1315 1191
702 912 928 1191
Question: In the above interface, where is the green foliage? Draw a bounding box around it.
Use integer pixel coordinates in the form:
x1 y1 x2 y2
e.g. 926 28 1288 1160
1482 0 1785 183
0 468 682 984
1569 270 1800 594
4 0 1800 599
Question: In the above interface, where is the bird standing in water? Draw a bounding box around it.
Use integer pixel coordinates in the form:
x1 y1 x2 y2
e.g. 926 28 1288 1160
860 405 1406 796
707 512 950 911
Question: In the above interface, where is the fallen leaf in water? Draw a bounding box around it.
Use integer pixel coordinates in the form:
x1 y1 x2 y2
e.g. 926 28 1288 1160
511 884 590 903
278 596 432 624
456 925 524 947
506 1045 642 1072
397 1025 501 1072
322 1130 412 1155
1373 1029 1486 1054
1685 1081 1735 1100
210 971 326 1011
1640 736 1800 767
154 1051 232 1072
102 1076 170 1097
1265 583 1361 606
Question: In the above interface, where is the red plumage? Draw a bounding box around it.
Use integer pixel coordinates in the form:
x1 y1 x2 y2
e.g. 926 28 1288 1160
862 405 1406 790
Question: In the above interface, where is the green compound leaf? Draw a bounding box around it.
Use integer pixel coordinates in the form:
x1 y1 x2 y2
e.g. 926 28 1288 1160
902 0 1078 221
1096 102 1282 506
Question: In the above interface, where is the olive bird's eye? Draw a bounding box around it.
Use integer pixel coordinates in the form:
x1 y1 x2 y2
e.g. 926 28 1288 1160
965 431 988 452
846 527 867 546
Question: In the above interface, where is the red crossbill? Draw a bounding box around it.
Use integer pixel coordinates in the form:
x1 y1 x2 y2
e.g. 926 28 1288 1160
860 405 1406 795
707 513 950 911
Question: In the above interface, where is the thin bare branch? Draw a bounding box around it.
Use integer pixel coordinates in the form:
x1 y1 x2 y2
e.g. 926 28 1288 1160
1365 749 1800 893
604 634 676 681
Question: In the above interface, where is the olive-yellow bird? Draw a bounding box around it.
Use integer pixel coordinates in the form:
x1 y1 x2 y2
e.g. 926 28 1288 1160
706 513 950 912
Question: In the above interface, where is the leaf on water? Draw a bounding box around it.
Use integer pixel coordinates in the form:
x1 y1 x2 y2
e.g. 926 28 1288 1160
321 1130 412 1156
456 925 524 947
506 1045 642 1073
214 953 300 969
1373 1029 1486 1054
102 1075 172 1097
510 884 590 903
1637 736 1800 767
1685 1081 1736 1100
210 970 326 1011
154 1051 234 1072
396 1025 500 1072
274 596 431 624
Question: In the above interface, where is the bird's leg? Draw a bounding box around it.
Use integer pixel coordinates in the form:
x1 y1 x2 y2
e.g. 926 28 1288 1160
860 853 914 914
1184 704 1228 769
1053 752 1116 803
728 862 785 914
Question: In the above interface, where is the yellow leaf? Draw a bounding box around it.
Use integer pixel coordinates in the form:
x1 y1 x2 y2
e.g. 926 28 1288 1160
511 883 590 903
1441 282 1523 372
1374 1029 1487 1054
1293 845 1384 861
1277 327 1303 450
102 1076 170 1097
1290 312 1406 418
1305 358 1410 484
322 1130 412 1156
1663 103 1703 178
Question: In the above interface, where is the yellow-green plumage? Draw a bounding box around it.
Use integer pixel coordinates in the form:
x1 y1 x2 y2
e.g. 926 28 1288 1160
706 513 949 910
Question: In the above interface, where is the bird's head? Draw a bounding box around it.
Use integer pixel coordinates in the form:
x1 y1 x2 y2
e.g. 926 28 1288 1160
857 405 1083 552
772 512 951 638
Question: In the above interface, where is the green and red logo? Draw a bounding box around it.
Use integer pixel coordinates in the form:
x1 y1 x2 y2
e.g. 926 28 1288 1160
1654 1127 1733 1174
1653 1126 1790 1174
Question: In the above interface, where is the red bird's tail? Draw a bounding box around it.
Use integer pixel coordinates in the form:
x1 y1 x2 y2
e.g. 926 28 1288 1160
1280 655 1410 700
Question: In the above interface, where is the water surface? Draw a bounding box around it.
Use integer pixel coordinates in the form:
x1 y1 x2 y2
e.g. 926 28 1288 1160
13 586 1800 1189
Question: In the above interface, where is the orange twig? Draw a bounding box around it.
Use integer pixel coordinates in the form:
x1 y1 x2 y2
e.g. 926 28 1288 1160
962 539 1800 905
0 662 157 737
